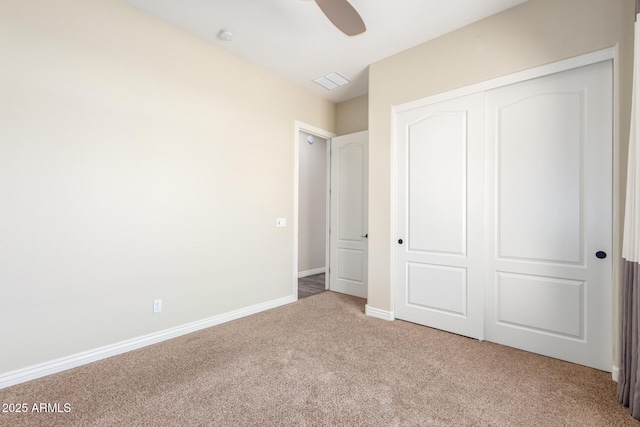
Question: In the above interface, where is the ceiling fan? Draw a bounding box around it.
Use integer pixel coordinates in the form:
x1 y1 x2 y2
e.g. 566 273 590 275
314 0 366 36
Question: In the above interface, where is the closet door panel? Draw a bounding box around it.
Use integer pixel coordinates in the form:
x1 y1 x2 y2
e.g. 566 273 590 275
485 60 612 371
394 93 485 340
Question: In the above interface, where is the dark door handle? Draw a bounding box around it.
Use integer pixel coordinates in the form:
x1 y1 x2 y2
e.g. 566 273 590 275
361 234 368 239
398 239 403 244
596 251 607 259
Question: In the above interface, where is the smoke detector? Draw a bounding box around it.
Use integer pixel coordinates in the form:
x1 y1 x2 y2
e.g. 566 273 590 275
219 29 234 41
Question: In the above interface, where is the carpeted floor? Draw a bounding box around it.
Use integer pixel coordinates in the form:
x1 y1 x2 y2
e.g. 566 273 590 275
0 292 637 426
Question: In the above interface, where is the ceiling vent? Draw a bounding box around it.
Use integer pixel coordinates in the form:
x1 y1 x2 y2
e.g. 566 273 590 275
313 71 350 90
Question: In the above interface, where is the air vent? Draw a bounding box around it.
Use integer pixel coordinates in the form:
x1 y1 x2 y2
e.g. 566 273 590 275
313 71 350 90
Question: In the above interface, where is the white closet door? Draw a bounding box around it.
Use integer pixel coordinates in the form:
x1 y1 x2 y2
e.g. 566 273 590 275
484 60 612 371
394 93 485 339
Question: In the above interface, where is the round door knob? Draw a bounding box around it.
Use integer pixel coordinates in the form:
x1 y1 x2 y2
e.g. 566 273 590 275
398 239 403 244
596 251 607 259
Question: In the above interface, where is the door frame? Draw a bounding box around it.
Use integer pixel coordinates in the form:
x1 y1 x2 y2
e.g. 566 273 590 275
293 121 335 299
390 47 619 371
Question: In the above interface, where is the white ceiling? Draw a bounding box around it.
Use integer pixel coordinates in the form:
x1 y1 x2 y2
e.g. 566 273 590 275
123 0 527 103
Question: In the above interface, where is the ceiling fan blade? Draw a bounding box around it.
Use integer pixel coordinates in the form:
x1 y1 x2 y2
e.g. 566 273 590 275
314 0 366 36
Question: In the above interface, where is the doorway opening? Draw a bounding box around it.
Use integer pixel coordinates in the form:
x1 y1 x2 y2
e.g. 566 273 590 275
294 122 333 299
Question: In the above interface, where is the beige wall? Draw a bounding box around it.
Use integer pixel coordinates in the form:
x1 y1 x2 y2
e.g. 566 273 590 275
0 0 334 374
335 95 369 135
298 131 327 273
368 0 634 366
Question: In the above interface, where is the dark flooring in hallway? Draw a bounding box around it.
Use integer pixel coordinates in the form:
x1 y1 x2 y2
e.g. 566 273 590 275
298 273 325 299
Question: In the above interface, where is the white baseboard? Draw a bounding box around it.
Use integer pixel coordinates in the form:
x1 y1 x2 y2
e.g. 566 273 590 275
365 304 394 321
298 267 326 278
0 294 296 390
612 365 619 382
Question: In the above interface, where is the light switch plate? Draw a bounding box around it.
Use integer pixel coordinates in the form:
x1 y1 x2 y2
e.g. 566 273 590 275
276 218 287 227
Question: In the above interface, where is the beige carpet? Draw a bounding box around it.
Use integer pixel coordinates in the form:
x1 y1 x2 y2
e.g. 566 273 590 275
0 292 637 426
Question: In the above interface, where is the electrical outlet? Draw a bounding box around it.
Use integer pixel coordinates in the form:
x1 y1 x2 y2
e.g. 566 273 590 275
153 299 162 313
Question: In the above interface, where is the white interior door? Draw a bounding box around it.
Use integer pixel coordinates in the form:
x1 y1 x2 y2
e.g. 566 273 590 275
329 131 368 298
394 93 485 339
484 60 612 371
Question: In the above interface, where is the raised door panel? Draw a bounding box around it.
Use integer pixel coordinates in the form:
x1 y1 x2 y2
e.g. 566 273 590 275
407 263 467 317
338 144 364 242
408 113 467 255
496 272 584 339
498 93 583 264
